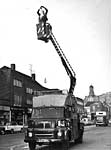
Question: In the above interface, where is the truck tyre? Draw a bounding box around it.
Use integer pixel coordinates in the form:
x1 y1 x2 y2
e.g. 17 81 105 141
29 142 36 150
75 132 83 144
78 134 83 143
21 128 23 133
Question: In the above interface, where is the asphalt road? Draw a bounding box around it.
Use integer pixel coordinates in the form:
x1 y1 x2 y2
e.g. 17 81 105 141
78 125 111 150
0 125 111 150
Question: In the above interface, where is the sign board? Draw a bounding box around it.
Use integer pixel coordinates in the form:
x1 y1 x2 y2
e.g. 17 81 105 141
0 106 10 111
96 111 106 116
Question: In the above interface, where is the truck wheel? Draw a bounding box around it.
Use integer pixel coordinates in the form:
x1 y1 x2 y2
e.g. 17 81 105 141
21 128 23 133
29 142 36 150
78 134 83 143
75 132 83 144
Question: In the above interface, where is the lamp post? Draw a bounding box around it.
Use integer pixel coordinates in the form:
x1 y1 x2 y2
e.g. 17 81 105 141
9 110 11 122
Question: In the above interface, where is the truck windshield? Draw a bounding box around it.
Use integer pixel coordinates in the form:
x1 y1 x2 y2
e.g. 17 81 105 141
31 107 64 119
96 116 103 122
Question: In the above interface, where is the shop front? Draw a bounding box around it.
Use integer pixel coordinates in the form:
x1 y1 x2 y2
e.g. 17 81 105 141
10 107 32 125
0 106 10 125
10 107 24 124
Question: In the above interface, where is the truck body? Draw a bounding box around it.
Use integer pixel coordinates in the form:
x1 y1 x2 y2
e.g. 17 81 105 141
95 111 109 126
24 6 84 150
24 93 84 149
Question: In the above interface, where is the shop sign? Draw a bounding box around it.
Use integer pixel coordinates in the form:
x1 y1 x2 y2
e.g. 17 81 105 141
11 107 24 111
0 106 10 111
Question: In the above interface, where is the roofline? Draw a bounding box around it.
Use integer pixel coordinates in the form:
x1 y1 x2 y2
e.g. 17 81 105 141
0 65 60 91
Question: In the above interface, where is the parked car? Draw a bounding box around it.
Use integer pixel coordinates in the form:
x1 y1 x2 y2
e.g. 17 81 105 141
81 118 94 126
0 122 23 135
108 119 111 125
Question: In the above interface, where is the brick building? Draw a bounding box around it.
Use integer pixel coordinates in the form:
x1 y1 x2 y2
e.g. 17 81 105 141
84 85 111 120
0 64 59 125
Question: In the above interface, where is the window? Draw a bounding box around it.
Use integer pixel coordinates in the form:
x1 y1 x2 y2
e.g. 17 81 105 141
14 95 22 106
26 88 33 94
13 79 22 87
36 123 44 129
45 123 51 128
26 99 32 105
92 105 95 111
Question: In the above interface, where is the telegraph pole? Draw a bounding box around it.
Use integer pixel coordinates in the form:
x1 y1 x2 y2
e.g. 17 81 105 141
29 64 33 75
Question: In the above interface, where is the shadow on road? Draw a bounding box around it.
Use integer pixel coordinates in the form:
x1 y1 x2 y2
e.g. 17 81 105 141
36 142 82 150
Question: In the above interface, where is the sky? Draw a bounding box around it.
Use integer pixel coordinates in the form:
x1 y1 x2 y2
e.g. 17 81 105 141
0 0 111 99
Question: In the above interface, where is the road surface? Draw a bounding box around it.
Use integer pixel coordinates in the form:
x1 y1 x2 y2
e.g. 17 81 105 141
0 125 111 150
70 126 111 150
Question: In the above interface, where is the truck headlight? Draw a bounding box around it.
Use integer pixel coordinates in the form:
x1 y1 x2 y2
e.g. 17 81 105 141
57 120 65 127
57 130 62 137
28 132 33 137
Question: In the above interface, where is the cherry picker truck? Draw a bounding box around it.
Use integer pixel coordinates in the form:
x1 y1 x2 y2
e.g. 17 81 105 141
24 6 84 150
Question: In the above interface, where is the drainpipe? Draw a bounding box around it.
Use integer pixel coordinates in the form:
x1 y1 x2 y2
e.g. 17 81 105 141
9 110 11 122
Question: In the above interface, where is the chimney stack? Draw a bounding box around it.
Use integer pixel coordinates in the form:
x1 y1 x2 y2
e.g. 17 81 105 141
11 64 16 70
32 73 36 81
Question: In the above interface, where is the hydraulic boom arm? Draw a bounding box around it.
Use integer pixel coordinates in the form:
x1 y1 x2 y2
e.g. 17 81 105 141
36 6 76 94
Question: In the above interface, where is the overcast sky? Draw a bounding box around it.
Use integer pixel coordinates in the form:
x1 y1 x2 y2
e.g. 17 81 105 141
0 0 111 98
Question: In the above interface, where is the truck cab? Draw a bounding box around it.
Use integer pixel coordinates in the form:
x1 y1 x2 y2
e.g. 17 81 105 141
24 93 84 150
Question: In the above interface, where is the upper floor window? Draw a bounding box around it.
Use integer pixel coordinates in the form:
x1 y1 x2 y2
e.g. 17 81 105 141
13 79 22 87
14 95 22 106
26 88 33 94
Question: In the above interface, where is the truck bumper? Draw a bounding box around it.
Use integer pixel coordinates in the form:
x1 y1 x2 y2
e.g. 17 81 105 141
24 138 62 145
96 123 106 126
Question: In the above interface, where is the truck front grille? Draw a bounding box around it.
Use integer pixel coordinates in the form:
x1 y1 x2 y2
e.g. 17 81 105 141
34 130 55 139
35 133 54 138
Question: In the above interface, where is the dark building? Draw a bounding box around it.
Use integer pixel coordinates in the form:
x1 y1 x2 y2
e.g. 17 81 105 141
76 97 84 116
0 64 59 125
